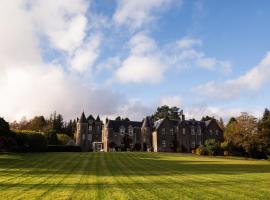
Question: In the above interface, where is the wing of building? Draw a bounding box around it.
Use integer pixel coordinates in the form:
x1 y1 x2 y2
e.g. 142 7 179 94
75 112 224 152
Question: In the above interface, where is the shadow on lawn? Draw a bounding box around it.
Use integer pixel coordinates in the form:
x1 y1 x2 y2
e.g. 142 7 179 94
0 153 270 176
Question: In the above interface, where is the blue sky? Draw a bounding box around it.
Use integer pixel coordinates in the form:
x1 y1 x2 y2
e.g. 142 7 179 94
1 0 270 121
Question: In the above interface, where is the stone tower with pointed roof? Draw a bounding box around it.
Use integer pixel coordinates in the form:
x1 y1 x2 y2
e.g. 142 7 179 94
76 112 89 151
141 116 152 151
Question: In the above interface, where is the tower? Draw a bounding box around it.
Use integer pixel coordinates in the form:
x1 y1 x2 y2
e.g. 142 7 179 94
76 112 89 151
141 116 152 151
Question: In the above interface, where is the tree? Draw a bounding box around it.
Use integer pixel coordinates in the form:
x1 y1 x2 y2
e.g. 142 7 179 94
28 116 47 131
115 116 121 121
201 116 214 121
0 117 10 135
204 139 219 156
152 105 181 121
262 108 270 122
224 113 266 158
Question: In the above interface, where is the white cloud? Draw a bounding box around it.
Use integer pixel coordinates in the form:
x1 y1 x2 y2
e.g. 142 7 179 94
70 34 101 72
113 0 176 30
0 0 125 122
29 0 89 53
168 36 232 73
177 37 202 49
115 33 167 84
194 52 270 100
160 96 182 107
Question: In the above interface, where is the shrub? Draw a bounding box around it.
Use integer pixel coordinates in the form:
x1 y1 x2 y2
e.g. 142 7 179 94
57 134 72 145
205 139 219 156
13 130 47 152
0 136 17 152
195 146 208 155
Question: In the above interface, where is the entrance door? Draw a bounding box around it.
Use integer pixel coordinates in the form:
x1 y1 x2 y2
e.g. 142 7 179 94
143 143 147 151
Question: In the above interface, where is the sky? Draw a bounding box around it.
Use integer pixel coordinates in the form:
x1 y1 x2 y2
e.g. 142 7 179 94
1 0 270 122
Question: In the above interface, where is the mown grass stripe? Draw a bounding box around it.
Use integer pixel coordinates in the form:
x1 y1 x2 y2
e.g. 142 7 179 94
16 153 82 200
65 153 95 200
0 153 75 199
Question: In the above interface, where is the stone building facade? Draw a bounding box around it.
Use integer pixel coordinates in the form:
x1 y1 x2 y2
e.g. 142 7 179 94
76 112 224 152
76 112 103 152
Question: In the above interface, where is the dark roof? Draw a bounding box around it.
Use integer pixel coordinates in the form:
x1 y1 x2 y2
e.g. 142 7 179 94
79 112 87 123
153 118 179 130
96 115 101 122
142 116 152 128
87 114 95 121
107 120 142 132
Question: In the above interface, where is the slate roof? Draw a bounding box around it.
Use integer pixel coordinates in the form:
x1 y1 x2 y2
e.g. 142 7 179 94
87 114 95 121
153 118 179 130
106 119 142 132
79 112 87 123
96 115 101 122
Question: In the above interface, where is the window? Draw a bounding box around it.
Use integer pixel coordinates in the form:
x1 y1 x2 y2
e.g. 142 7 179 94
216 130 219 136
191 141 195 148
128 126 133 136
82 134 85 141
88 134 92 141
120 127 125 135
97 125 100 131
170 128 174 135
198 141 202 146
191 126 195 135
210 129 213 135
161 128 166 135
197 126 201 135
162 140 166 148
182 128 186 135
89 125 92 131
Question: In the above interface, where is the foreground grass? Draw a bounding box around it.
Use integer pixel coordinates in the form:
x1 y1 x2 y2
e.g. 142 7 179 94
0 152 269 200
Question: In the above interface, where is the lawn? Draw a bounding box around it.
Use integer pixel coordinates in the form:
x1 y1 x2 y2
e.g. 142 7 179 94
0 153 269 200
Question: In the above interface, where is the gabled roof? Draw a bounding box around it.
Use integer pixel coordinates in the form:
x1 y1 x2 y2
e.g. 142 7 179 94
87 114 95 121
79 112 87 123
96 115 101 122
153 117 179 130
142 116 152 128
106 120 142 132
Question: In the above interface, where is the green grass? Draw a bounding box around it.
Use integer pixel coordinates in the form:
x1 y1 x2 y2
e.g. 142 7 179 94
0 153 269 200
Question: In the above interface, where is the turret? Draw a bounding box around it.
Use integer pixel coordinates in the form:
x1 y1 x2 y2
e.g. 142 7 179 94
76 112 89 151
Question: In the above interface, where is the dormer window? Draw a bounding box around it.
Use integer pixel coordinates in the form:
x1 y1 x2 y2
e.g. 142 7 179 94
120 126 125 135
89 125 92 131
128 126 133 136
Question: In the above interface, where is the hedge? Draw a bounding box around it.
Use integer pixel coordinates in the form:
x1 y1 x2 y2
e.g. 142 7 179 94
47 145 81 152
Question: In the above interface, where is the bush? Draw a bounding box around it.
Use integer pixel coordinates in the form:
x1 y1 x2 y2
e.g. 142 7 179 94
47 145 81 152
205 139 219 156
195 146 208 155
0 136 17 152
57 134 72 145
13 130 47 152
